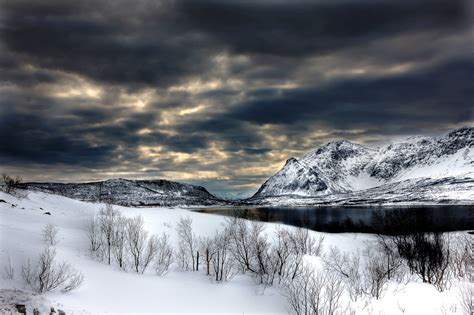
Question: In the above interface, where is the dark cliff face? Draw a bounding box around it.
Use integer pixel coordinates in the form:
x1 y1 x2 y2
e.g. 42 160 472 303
19 178 225 207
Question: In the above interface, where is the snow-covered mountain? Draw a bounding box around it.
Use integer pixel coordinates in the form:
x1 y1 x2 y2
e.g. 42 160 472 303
253 157 328 197
250 127 473 203
19 178 226 207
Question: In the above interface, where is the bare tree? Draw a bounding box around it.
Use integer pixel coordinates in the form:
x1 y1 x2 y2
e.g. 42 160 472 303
42 224 59 246
284 265 316 315
176 216 198 271
362 247 390 299
324 246 363 302
154 233 173 276
288 227 324 257
285 227 324 281
393 232 451 291
2 173 22 194
450 234 473 279
225 217 255 273
142 235 159 273
86 212 102 258
127 215 148 273
99 204 121 265
284 264 345 315
250 221 273 284
212 229 236 282
2 255 14 280
324 272 345 315
21 247 84 293
126 215 158 273
458 282 474 315
112 216 128 270
200 236 216 276
273 227 294 282
376 234 404 282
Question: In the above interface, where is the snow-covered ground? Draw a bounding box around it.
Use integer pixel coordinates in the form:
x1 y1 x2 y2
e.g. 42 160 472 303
0 191 471 314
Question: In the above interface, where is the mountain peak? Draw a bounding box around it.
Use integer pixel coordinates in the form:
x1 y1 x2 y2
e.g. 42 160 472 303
252 127 474 199
285 157 299 165
445 126 473 142
252 156 328 198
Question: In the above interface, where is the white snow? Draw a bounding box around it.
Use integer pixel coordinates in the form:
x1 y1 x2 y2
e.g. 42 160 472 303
0 191 471 314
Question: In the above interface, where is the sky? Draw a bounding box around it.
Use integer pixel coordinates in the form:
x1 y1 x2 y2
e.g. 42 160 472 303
0 0 473 198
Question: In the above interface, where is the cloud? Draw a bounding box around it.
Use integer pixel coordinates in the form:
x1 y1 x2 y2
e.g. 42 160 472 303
0 0 471 196
225 58 474 128
178 0 469 57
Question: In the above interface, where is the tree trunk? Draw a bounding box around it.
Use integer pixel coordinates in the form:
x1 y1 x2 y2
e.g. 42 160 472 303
196 251 199 271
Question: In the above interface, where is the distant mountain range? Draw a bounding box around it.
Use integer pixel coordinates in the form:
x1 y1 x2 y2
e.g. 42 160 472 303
19 178 226 207
247 126 473 205
17 127 473 207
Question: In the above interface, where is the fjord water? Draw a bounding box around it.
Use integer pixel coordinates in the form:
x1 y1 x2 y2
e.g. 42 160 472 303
193 206 474 234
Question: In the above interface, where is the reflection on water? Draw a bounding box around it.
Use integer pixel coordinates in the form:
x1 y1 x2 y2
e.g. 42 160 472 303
193 206 474 234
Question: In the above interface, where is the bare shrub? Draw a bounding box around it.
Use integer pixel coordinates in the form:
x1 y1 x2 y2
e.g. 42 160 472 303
176 216 199 271
21 247 84 293
324 246 363 302
126 215 158 273
2 255 15 280
393 232 451 291
41 224 59 246
154 233 173 276
2 173 22 194
284 264 345 315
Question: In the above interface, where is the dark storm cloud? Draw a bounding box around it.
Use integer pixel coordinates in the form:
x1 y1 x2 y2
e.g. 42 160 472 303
178 0 469 57
0 0 215 88
1 0 470 87
226 58 474 128
0 109 116 166
0 0 472 196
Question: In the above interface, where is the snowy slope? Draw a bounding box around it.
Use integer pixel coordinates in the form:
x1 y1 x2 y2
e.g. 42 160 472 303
251 127 473 203
19 178 226 207
254 157 329 197
0 191 286 314
0 191 471 314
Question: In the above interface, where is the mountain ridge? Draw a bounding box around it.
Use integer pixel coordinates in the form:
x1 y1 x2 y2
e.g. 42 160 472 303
19 178 226 207
250 126 473 203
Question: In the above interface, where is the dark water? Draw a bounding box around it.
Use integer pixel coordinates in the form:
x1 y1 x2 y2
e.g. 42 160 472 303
193 206 474 234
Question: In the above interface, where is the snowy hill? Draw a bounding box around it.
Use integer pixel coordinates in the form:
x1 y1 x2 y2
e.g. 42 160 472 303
250 127 473 204
19 178 226 207
2 191 470 314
